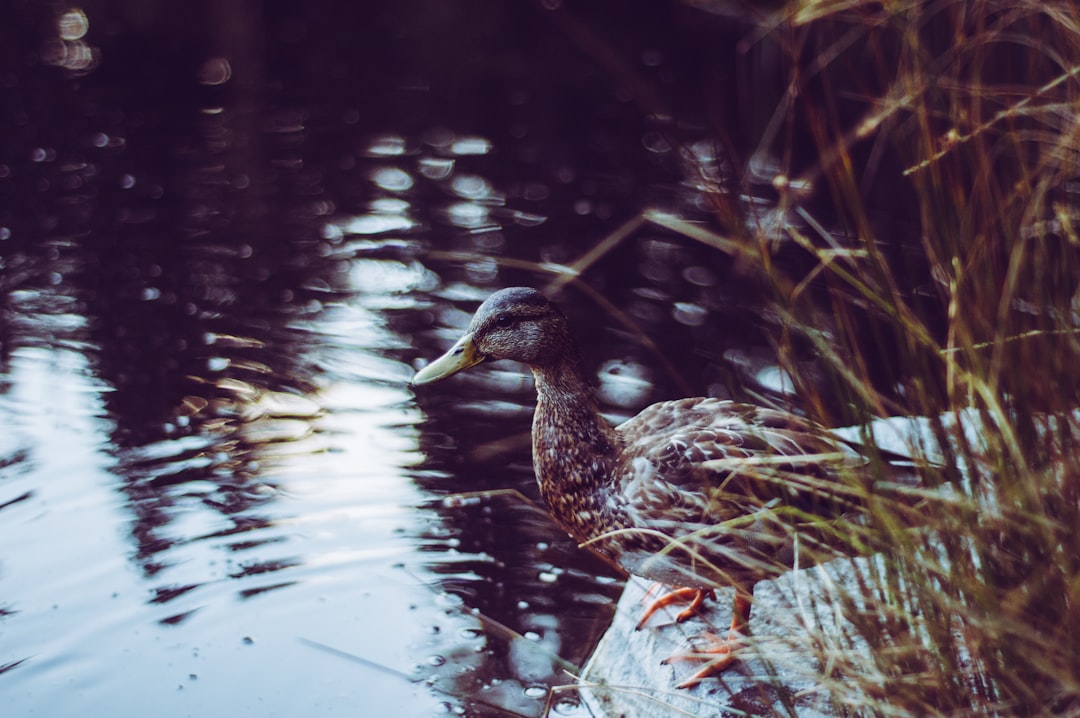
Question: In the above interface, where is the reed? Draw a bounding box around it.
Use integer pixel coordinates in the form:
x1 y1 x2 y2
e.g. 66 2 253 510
726 1 1080 713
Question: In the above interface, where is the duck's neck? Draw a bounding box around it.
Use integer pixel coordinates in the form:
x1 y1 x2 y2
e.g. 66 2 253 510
530 360 621 539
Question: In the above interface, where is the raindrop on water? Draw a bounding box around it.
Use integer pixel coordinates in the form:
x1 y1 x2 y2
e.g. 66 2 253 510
58 9 88 40
418 156 454 180
371 167 414 192
553 698 583 715
449 136 492 156
366 134 408 158
673 302 708 327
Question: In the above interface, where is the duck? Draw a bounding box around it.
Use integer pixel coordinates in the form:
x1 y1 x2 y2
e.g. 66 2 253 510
412 287 887 686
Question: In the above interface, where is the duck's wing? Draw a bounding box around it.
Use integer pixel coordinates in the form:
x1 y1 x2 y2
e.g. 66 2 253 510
612 398 921 587
614 398 869 544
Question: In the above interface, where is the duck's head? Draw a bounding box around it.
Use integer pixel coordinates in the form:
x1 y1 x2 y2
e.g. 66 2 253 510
412 287 574 385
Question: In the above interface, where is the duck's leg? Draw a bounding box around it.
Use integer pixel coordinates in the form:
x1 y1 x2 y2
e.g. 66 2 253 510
636 586 715 629
663 588 753 688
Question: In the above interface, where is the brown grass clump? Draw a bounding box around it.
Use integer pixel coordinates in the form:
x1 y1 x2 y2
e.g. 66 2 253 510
723 1 1080 713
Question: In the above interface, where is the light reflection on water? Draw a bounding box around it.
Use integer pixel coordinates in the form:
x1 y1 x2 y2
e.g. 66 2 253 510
0 229 621 717
0 93 751 712
0 282 457 715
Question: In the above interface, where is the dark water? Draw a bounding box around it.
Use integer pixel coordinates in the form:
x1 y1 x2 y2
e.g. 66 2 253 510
0 3 917 717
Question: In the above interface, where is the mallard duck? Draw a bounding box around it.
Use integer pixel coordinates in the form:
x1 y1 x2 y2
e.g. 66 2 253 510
413 287 880 686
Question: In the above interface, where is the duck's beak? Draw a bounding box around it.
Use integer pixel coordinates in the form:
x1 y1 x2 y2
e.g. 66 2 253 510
412 333 485 385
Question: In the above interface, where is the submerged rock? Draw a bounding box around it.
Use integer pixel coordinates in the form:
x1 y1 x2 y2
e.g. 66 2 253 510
579 564 876 718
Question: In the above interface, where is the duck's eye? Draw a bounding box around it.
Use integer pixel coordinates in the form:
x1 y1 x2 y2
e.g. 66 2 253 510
495 314 515 328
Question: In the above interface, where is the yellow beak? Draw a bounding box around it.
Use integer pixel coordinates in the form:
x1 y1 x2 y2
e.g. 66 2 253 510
412 333 485 385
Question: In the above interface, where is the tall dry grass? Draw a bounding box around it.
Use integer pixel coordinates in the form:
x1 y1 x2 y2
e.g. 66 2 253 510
720 1 1080 713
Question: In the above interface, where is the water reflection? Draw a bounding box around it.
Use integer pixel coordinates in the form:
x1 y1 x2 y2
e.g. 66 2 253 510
0 126 630 711
2 27 466 709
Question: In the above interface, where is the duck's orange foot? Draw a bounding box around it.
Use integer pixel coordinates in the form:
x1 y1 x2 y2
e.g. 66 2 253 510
662 591 753 688
636 586 715 630
662 630 745 688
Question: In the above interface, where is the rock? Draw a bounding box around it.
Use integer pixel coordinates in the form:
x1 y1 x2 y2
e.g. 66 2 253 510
579 560 877 717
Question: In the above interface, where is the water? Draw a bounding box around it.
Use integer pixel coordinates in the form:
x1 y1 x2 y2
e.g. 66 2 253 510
0 223 625 717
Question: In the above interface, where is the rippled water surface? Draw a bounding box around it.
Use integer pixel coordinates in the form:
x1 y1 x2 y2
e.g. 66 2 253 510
0 3 881 717
0 216 625 716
